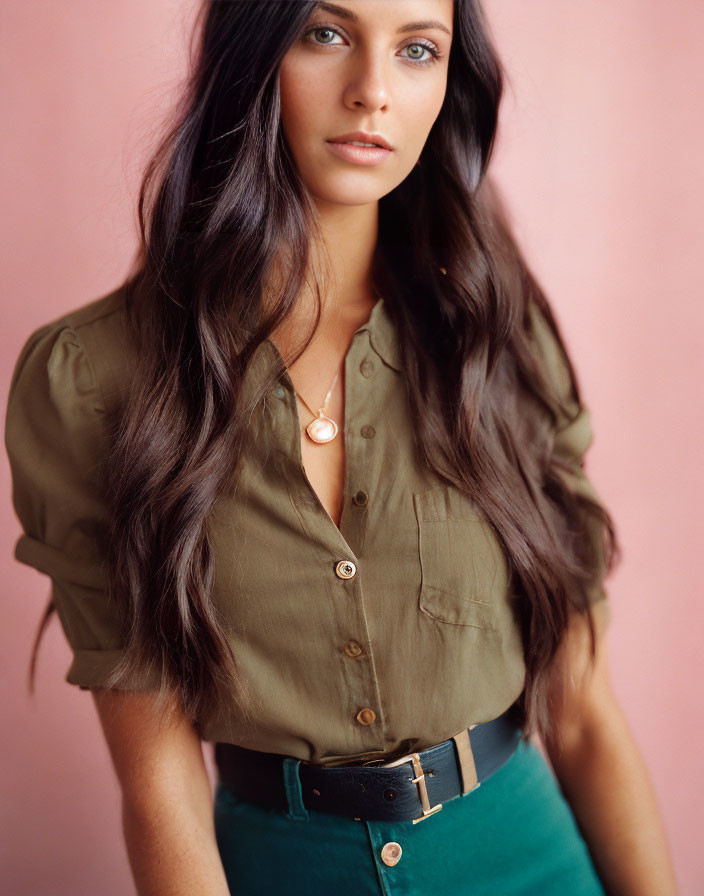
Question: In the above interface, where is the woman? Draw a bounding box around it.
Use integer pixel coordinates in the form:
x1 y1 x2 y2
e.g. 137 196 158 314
5 1 677 894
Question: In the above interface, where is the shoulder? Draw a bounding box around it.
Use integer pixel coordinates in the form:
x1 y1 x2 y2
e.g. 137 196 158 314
524 299 575 404
523 299 593 466
7 282 135 420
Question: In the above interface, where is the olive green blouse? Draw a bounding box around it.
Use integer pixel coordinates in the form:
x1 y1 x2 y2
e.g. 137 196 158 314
5 285 609 765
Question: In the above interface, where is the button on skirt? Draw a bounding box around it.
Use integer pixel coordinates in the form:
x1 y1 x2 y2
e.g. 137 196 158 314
214 738 606 896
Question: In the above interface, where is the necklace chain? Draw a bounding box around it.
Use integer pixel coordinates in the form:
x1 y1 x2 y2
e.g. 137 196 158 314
291 292 381 444
294 372 338 421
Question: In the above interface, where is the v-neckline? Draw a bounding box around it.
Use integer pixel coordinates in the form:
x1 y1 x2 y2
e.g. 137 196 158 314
289 369 355 551
262 297 384 551
262 346 350 550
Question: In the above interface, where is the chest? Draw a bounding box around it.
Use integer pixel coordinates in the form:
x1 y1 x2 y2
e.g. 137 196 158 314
297 376 346 528
208 329 517 639
197 303 527 757
268 311 368 532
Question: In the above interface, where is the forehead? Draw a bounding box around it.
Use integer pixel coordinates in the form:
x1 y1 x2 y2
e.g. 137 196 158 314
310 0 454 36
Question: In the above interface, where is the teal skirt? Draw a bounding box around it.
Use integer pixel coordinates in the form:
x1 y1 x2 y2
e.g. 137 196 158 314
214 738 606 896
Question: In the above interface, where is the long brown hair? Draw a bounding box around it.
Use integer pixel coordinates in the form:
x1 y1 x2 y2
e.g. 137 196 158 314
33 0 620 742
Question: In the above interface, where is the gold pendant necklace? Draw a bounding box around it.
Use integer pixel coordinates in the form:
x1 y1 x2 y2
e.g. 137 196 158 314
294 371 339 443
291 290 383 444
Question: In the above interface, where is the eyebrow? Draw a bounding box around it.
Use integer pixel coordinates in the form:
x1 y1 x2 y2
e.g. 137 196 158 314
313 2 452 38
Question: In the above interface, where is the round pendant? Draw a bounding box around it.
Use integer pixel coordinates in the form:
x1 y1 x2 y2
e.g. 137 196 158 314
306 414 338 443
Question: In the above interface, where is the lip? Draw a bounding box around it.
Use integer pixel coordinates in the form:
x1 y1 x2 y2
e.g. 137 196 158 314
325 131 393 167
328 131 393 151
325 141 392 166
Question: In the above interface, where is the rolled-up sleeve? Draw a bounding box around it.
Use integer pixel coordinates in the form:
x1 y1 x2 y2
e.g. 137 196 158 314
5 321 155 689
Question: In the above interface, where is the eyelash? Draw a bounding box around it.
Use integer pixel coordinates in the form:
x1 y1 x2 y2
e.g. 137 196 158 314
301 24 442 67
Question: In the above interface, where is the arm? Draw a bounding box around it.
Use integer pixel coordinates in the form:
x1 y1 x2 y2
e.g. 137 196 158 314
542 602 678 896
92 687 231 896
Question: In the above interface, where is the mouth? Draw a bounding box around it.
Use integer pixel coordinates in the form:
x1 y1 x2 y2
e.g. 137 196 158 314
327 131 393 151
325 140 393 166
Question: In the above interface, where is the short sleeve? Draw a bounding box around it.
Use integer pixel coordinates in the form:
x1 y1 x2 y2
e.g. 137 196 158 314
527 302 611 616
5 322 155 690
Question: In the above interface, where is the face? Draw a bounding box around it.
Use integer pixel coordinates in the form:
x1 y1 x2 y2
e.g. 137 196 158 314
278 0 453 207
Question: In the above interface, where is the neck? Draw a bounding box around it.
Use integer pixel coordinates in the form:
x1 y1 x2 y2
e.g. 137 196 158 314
264 200 380 320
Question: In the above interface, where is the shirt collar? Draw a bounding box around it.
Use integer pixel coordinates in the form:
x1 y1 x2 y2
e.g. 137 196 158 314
357 296 402 373
246 294 403 406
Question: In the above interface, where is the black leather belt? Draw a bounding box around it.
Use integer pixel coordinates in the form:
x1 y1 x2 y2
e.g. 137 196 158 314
214 709 522 823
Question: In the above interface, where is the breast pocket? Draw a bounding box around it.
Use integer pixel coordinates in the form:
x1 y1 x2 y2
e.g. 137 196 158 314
413 485 510 630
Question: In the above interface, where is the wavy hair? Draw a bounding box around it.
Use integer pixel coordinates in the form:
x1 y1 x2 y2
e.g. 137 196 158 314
34 0 619 742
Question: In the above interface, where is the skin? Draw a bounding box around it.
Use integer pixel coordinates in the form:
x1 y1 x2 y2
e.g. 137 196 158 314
93 2 678 894
278 0 451 208
274 25 676 896
544 603 679 894
272 0 453 527
93 688 230 896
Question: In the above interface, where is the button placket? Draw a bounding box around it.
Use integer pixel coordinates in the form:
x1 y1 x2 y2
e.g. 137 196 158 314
267 328 389 753
337 330 385 750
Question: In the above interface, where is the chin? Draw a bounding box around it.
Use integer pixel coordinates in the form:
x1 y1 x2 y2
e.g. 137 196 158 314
307 179 390 207
309 163 409 200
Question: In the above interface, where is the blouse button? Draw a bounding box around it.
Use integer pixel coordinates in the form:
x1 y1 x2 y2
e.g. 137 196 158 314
344 640 364 658
335 559 357 579
380 841 403 866
360 424 376 439
360 358 375 378
352 490 368 506
356 708 376 726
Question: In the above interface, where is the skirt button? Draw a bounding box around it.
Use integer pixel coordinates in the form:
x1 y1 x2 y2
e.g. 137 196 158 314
380 841 403 866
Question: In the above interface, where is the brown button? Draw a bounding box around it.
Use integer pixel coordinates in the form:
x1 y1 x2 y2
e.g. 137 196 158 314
360 358 375 378
361 424 375 439
344 640 364 658
335 559 356 579
352 489 368 506
380 841 403 866
356 707 376 726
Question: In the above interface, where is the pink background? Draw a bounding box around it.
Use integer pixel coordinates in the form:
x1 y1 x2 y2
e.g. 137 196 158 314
1 2 702 893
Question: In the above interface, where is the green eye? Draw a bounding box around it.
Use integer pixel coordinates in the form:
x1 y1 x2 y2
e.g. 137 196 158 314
402 42 439 66
302 26 344 47
301 25 442 67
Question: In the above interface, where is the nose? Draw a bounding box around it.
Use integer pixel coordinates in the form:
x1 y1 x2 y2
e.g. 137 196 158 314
341 48 390 113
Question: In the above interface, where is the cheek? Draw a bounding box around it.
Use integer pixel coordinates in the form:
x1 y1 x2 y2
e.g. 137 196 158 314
279 62 325 143
401 80 448 147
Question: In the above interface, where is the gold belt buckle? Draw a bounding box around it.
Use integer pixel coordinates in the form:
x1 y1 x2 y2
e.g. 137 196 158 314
381 752 443 823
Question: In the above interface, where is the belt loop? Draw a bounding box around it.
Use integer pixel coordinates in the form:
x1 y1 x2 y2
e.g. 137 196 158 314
451 727 480 795
282 758 310 821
